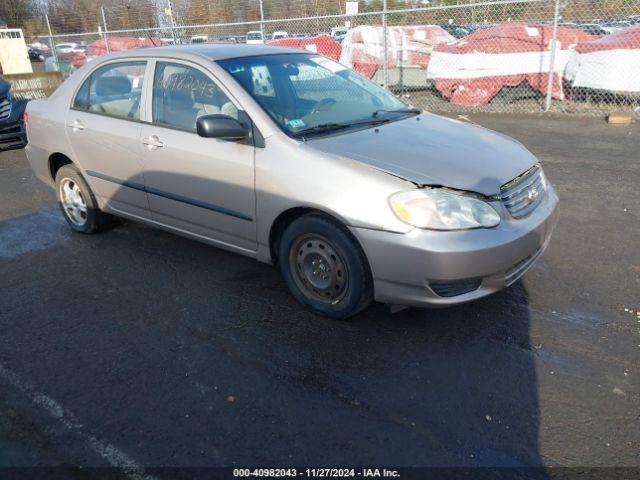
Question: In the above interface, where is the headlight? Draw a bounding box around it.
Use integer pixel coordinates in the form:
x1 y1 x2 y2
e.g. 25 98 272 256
389 189 500 230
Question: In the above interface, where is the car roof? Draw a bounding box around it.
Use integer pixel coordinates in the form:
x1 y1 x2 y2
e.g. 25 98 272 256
99 44 303 62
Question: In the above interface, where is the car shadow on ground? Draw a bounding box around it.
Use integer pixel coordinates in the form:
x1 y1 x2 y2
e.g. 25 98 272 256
0 200 546 471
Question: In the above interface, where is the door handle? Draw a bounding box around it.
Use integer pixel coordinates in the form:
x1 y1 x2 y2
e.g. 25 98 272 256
142 135 164 149
66 120 84 131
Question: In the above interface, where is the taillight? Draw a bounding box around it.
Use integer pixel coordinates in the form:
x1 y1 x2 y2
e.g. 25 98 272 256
23 111 28 128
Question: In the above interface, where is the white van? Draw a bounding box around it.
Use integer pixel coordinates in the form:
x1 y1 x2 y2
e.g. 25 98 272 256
272 31 289 41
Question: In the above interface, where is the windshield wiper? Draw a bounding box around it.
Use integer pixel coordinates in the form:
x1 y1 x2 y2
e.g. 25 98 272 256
371 107 421 118
292 118 391 138
291 123 349 137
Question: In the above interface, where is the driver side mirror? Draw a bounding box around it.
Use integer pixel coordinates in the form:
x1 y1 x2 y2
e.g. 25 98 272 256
196 114 249 141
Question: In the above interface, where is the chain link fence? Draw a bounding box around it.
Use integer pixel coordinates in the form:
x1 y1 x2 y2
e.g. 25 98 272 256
12 0 640 116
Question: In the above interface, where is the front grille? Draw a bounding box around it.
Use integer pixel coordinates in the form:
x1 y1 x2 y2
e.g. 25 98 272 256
0 124 21 134
500 164 546 218
0 122 25 149
0 96 11 120
430 279 481 297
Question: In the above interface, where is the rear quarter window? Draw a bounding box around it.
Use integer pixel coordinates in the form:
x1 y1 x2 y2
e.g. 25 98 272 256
72 61 146 120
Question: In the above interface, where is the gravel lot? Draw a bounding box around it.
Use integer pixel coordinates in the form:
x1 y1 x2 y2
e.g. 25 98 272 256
0 114 638 477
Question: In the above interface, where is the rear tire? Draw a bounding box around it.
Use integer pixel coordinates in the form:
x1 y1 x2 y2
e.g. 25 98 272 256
278 213 373 319
55 164 114 233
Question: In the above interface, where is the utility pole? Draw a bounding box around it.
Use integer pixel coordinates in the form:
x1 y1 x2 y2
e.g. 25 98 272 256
167 0 178 45
45 15 58 65
545 0 560 111
258 0 265 41
382 0 389 89
101 6 110 53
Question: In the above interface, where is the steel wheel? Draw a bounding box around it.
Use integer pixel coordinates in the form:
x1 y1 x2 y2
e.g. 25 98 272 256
59 177 88 227
289 233 349 305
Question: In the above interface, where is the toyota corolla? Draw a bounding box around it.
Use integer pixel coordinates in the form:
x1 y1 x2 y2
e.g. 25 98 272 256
24 44 558 319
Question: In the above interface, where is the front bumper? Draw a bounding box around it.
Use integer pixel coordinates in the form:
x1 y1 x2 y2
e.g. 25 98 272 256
351 185 559 308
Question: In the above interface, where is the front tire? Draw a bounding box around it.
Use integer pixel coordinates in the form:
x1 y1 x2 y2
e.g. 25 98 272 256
278 214 373 319
55 164 114 233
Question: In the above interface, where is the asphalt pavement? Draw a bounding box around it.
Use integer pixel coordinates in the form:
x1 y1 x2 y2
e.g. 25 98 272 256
0 114 638 478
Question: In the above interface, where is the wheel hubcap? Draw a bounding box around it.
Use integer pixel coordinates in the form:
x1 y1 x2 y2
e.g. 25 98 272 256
289 234 348 304
59 178 87 226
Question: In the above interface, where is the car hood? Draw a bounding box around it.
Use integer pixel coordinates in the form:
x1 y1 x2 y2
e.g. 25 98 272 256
305 113 538 196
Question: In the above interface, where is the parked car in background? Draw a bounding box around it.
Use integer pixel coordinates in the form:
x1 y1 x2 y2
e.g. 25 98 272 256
55 42 79 54
246 31 264 44
331 26 348 43
440 24 470 38
465 24 492 33
219 36 238 43
0 78 27 150
600 20 631 34
577 23 609 36
24 44 558 319
27 42 50 51
28 46 52 61
191 35 208 44
272 31 289 40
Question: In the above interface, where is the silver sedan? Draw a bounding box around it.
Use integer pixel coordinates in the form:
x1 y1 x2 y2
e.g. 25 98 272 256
25 44 558 319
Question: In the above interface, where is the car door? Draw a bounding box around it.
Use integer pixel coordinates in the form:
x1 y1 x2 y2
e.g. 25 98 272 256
66 60 150 219
139 59 256 253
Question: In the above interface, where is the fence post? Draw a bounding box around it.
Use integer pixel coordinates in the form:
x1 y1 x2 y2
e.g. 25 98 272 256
259 0 265 40
45 15 58 66
101 7 110 53
545 0 560 111
382 0 389 89
167 0 178 45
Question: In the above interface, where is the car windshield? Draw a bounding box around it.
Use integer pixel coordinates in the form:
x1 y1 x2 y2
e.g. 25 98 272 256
217 53 413 137
247 32 262 40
